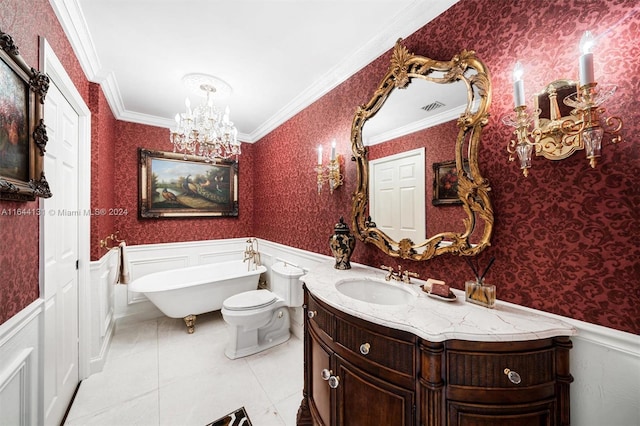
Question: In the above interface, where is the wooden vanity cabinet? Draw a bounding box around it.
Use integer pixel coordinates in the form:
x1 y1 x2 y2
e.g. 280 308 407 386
297 286 572 426
302 287 417 425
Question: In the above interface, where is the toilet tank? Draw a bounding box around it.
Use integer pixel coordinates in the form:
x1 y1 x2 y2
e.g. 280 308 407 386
270 262 305 307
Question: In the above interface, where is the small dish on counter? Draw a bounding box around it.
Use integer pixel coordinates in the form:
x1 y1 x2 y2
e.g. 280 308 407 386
426 290 457 302
421 279 457 302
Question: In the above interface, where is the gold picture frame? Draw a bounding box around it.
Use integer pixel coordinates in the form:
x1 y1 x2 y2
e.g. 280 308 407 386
139 149 238 218
0 29 51 201
432 160 464 206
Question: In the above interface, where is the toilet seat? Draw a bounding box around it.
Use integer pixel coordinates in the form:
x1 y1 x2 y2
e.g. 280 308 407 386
223 289 278 311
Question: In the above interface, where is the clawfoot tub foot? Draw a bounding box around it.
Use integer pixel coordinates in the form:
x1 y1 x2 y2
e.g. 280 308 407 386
183 315 196 334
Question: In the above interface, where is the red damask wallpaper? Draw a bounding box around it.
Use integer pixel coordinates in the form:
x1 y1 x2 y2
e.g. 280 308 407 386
110 122 255 248
90 83 117 260
0 0 638 334
252 0 640 334
0 0 91 324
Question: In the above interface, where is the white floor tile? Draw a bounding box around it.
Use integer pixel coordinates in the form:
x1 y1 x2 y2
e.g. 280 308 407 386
66 313 303 426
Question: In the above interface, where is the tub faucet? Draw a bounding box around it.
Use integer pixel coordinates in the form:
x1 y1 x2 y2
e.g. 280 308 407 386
243 238 261 270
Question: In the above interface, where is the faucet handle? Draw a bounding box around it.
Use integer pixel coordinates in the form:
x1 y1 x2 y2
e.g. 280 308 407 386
380 265 394 281
402 270 419 283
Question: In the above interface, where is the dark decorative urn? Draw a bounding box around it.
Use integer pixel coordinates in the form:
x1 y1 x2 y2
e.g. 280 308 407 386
329 216 356 270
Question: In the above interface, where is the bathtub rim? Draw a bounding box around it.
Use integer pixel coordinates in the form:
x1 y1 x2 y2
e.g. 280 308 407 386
129 260 267 294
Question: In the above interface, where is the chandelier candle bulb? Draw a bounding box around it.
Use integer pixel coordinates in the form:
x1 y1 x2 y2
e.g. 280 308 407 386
330 140 336 161
317 145 323 165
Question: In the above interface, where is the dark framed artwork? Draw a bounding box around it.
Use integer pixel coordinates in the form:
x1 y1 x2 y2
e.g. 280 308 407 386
432 160 463 206
139 149 238 218
0 29 51 201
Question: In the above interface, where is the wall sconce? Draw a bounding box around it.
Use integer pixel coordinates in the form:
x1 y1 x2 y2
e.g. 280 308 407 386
503 31 623 176
316 140 344 194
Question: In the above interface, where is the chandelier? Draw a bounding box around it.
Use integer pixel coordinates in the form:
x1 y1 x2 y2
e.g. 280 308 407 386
170 74 240 161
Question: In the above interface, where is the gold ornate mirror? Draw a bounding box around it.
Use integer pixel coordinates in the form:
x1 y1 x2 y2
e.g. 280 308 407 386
351 39 493 260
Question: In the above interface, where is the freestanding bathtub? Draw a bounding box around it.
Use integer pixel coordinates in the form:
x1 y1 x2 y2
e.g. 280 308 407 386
129 260 267 333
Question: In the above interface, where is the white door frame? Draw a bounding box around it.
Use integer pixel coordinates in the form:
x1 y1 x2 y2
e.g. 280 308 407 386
39 38 92 381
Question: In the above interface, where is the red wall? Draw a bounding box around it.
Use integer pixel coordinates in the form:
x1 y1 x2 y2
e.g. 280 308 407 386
252 0 640 334
109 122 255 246
0 0 92 323
1 0 638 335
90 83 117 260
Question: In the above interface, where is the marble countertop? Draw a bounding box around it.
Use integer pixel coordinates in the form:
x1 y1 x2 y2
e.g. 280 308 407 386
302 261 577 343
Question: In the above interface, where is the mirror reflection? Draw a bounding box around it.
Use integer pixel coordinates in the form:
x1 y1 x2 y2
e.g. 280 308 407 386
351 39 494 260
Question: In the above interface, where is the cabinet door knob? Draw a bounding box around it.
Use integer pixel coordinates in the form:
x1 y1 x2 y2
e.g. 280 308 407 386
307 311 317 319
359 342 371 355
504 368 522 384
328 375 340 389
321 368 332 381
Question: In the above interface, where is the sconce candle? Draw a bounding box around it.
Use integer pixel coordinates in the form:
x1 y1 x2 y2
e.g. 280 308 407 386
579 31 595 86
512 61 526 108
315 141 344 194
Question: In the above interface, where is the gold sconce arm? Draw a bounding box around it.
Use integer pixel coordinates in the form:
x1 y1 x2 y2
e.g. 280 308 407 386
504 80 623 176
316 157 344 194
315 140 344 194
505 32 623 176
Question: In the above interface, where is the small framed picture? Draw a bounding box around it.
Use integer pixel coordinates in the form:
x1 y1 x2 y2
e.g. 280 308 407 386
432 160 463 206
139 149 238 218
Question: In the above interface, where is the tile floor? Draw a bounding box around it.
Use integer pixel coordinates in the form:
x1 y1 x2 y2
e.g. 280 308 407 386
65 311 303 426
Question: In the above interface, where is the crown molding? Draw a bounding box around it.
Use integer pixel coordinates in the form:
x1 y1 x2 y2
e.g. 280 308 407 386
48 0 103 81
50 0 457 143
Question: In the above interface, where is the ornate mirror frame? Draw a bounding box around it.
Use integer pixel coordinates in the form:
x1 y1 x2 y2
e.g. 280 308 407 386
351 39 493 260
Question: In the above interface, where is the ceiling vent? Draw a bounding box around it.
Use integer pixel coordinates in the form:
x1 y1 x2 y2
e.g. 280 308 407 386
421 101 445 112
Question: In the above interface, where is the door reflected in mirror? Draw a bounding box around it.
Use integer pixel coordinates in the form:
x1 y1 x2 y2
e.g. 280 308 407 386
351 39 494 260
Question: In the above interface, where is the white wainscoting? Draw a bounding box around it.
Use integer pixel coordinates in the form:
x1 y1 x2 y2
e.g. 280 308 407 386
87 249 118 375
111 238 329 339
567 319 640 426
0 238 631 425
0 300 42 426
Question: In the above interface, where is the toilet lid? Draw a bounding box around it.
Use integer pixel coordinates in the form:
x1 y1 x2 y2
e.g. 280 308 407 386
223 289 278 311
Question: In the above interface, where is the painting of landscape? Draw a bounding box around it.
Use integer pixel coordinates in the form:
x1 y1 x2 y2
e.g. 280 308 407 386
139 149 238 218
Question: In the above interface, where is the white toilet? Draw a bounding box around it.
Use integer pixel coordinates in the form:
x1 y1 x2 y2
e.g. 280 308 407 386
221 261 304 359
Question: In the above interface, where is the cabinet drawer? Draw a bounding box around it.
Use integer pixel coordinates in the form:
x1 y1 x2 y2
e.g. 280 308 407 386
446 348 554 388
306 293 334 338
335 318 415 376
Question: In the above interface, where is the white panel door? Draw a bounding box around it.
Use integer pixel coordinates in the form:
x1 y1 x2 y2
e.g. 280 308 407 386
369 148 425 243
41 80 80 425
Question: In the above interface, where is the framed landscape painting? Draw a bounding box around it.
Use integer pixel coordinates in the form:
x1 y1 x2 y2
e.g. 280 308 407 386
139 149 238 218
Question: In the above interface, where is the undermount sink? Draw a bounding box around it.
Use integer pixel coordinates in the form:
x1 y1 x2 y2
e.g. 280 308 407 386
335 278 415 305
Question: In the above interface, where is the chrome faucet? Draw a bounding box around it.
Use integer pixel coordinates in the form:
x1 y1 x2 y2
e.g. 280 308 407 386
381 265 418 283
243 238 261 270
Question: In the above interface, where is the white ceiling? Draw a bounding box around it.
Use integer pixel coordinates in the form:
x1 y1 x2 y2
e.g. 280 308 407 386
50 0 459 143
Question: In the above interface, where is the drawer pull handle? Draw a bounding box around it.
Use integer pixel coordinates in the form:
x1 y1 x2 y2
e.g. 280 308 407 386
360 343 371 355
321 369 332 381
328 375 340 389
307 311 317 319
504 368 522 384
